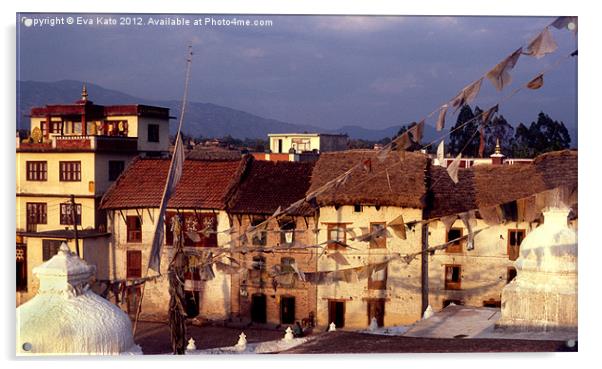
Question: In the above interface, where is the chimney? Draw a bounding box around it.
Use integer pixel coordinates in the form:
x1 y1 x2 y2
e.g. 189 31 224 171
490 138 505 165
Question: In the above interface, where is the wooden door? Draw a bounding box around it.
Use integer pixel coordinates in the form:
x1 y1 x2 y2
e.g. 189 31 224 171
251 293 267 323
367 299 385 327
280 296 296 324
328 300 345 328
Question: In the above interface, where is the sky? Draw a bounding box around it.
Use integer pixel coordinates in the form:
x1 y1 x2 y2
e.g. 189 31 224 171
16 13 578 140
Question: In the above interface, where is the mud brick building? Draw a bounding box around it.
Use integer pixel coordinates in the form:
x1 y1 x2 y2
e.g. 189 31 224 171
226 158 317 326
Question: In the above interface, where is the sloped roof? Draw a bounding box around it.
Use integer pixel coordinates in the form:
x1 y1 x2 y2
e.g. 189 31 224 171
428 150 577 218
227 159 315 216
308 150 428 208
100 156 248 210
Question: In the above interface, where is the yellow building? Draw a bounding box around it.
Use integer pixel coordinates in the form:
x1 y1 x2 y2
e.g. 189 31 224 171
268 133 348 154
16 85 172 305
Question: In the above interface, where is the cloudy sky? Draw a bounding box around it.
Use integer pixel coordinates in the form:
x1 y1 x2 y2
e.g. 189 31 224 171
17 14 577 139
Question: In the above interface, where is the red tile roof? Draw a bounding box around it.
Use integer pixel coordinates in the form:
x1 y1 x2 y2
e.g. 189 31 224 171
227 159 316 216
100 156 247 210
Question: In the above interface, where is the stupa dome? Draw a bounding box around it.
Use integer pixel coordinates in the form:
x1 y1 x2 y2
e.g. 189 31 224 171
16 243 142 355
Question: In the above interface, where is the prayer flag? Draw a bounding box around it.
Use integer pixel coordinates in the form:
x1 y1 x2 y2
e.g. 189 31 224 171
486 48 523 91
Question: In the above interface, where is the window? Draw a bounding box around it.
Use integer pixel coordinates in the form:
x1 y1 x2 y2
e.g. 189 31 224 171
50 121 62 134
507 229 526 261
26 161 47 181
59 161 81 181
279 257 296 288
444 265 462 290
108 160 125 181
147 124 160 142
126 216 142 243
16 245 27 292
42 239 63 261
327 224 347 250
251 217 267 246
26 202 47 229
279 219 295 245
446 228 463 253
250 255 266 287
369 222 386 249
507 267 517 284
127 250 142 279
353 204 363 213
252 255 266 271
60 203 81 225
368 265 388 290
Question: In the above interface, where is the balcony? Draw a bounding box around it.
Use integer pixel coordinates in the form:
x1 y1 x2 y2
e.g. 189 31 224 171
17 135 138 153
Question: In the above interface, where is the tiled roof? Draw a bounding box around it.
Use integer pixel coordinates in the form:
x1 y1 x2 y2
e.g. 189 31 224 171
227 159 315 216
100 156 247 210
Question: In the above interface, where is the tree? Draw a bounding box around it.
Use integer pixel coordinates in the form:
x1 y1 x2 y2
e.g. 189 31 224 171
511 112 571 157
483 114 514 156
448 105 480 156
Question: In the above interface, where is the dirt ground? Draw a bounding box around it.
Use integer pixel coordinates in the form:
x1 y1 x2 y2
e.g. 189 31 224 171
282 331 578 354
134 320 284 355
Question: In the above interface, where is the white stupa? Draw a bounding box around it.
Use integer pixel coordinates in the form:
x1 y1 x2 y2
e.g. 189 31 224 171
16 243 142 355
497 207 577 331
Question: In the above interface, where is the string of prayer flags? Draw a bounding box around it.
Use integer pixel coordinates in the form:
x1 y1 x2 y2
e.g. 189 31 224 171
436 141 445 166
186 230 202 243
362 158 372 173
523 27 557 59
291 262 306 282
459 210 477 251
387 213 407 240
440 214 457 233
407 120 425 143
478 205 504 225
526 73 544 90
446 154 462 184
481 105 499 125
436 104 448 132
271 206 283 219
451 78 484 112
478 126 486 158
486 47 523 91
376 146 392 162
327 251 350 265
345 228 357 239
551 16 577 33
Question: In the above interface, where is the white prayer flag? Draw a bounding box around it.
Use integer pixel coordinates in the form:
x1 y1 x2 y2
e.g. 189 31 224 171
524 28 557 59
446 154 462 184
437 140 445 166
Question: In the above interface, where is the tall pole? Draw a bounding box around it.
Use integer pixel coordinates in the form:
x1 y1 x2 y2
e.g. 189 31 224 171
70 194 80 257
420 157 432 315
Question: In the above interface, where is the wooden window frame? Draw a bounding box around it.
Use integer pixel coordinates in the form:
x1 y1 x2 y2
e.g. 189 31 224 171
446 227 464 253
59 161 82 182
126 250 143 279
42 239 63 261
507 229 526 261
444 264 462 290
59 203 82 225
26 202 47 226
108 160 125 181
16 244 27 292
279 219 296 245
26 161 47 181
147 124 160 143
327 223 347 251
368 265 388 290
369 222 387 249
126 215 142 243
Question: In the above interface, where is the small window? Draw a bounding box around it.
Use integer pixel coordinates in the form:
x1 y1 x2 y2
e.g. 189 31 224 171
327 224 347 250
60 203 82 225
252 255 266 271
126 216 142 243
368 265 388 290
446 228 463 253
369 222 386 249
251 218 267 246
42 240 63 261
26 161 47 181
16 244 27 292
108 160 125 181
353 204 363 213
507 229 526 261
50 121 62 134
127 250 142 279
444 265 462 290
59 161 81 182
279 219 295 245
507 267 517 284
279 257 296 288
147 124 160 143
26 202 47 227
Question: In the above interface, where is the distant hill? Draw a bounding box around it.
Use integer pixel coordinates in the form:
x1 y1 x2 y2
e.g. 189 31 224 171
16 80 442 143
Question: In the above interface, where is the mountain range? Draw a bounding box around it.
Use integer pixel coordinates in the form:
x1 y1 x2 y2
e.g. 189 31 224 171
17 80 442 142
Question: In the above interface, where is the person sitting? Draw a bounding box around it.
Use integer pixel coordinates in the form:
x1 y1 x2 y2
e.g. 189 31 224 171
292 321 304 337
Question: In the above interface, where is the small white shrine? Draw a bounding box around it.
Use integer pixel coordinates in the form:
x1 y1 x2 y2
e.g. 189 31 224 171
16 243 142 355
497 207 578 331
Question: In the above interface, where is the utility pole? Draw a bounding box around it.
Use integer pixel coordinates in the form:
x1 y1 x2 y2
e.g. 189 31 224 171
70 194 80 257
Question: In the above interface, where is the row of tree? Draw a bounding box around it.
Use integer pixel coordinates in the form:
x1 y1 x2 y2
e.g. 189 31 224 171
396 106 572 158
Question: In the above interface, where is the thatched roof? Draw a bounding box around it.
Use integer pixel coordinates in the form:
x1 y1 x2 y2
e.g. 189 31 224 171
227 158 315 216
308 150 428 208
428 150 577 218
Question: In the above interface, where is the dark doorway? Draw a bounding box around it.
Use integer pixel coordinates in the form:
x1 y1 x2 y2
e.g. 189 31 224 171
280 296 296 324
328 300 345 328
278 139 283 153
251 293 267 323
366 299 386 327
